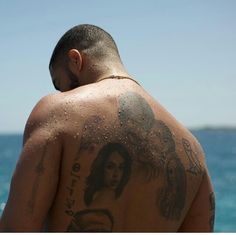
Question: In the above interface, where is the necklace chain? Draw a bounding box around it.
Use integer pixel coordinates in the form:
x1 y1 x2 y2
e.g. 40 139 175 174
96 75 140 86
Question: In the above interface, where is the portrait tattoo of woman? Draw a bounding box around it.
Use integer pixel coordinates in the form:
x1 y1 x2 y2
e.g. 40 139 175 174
84 143 132 206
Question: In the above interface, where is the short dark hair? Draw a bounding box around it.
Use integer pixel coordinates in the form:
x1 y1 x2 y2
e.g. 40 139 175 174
49 24 121 69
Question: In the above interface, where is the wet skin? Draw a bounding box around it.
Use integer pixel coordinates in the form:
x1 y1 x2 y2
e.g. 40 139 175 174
0 78 215 232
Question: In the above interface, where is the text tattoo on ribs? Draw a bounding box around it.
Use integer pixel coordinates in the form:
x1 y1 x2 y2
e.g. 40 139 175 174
65 154 81 216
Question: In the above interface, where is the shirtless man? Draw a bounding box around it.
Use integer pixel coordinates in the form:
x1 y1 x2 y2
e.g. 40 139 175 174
0 24 215 232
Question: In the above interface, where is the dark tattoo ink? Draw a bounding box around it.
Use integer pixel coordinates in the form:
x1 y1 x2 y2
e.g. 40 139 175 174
118 91 155 135
182 138 202 176
118 92 187 219
118 92 164 181
158 153 186 220
209 192 215 231
65 155 82 216
84 143 132 206
28 144 47 213
67 209 114 232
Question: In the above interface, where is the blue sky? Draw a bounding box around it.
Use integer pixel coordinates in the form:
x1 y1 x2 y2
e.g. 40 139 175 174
0 0 235 133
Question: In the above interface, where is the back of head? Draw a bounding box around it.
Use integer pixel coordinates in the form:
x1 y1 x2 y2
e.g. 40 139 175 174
49 24 121 69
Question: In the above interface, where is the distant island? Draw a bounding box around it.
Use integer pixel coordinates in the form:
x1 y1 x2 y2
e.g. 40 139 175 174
189 126 236 132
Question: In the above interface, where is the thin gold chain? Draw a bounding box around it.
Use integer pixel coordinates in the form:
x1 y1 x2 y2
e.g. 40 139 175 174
96 75 140 86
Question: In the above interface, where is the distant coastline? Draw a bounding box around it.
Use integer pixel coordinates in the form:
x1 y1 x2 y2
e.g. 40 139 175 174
189 126 236 132
1 126 236 135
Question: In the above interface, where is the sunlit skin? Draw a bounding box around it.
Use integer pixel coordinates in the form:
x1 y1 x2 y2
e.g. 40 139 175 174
104 152 125 190
0 25 215 232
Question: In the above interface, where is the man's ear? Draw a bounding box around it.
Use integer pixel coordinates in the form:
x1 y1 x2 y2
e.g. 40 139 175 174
68 49 83 72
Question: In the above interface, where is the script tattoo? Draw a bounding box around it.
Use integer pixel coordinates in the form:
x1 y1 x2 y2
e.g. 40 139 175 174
28 144 47 213
65 145 82 216
182 138 202 176
209 192 215 231
67 209 114 232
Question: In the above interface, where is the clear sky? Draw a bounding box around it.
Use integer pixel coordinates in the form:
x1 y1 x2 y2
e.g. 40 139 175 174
0 0 235 133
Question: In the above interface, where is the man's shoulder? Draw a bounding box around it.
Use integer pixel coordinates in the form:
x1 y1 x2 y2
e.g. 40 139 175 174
30 93 63 118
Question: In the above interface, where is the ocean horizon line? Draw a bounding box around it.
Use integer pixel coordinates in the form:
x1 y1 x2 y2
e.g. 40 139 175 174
1 125 236 136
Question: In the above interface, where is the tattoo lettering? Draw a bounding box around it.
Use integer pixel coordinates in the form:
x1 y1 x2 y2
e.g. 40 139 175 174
65 159 82 216
209 192 215 231
182 138 202 176
158 154 186 220
84 143 132 206
67 209 114 232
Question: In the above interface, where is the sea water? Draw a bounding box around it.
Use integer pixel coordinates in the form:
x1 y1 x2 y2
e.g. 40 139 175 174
0 130 236 232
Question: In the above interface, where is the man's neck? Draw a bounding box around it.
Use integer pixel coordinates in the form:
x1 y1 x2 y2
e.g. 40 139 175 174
82 62 131 85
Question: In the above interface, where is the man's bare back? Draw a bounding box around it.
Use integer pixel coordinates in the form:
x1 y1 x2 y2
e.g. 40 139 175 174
0 24 215 232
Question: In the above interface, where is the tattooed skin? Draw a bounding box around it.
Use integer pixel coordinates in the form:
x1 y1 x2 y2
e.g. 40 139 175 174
182 138 202 176
118 92 159 180
65 92 187 224
80 115 104 150
118 92 187 220
158 153 186 220
209 192 215 231
118 91 155 135
84 143 132 206
28 144 47 213
67 209 114 232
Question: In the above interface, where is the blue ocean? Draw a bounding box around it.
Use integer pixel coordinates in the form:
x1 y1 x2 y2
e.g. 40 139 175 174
0 130 236 232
